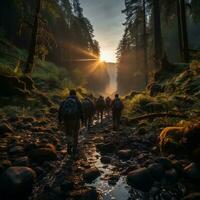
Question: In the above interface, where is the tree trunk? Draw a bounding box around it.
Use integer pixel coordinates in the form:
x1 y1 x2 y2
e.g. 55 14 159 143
24 0 41 74
153 0 163 68
177 0 189 63
142 0 148 85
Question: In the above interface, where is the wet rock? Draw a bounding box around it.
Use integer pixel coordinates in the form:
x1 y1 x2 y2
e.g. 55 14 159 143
117 149 132 160
182 193 200 200
108 174 120 185
184 163 200 183
9 146 24 155
121 165 138 175
0 167 36 199
165 168 178 183
172 160 183 175
127 167 154 191
148 163 165 181
14 156 29 166
69 187 99 200
0 160 12 173
0 123 13 135
96 142 115 154
156 157 173 170
83 167 101 182
100 156 111 164
28 144 57 162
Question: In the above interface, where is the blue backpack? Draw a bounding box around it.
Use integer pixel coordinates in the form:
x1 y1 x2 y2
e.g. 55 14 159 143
113 99 123 111
61 98 78 120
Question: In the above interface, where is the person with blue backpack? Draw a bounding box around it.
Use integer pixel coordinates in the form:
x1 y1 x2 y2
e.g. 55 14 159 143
111 94 124 131
58 89 83 155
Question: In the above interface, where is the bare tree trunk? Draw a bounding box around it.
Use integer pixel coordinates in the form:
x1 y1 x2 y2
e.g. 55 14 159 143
142 0 148 86
24 0 41 74
177 0 189 63
153 0 163 68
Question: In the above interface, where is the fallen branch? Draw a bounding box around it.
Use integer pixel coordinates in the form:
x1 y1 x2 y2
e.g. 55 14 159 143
129 112 187 123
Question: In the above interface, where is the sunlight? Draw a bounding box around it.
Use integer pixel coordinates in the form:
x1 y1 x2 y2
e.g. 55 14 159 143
100 51 116 63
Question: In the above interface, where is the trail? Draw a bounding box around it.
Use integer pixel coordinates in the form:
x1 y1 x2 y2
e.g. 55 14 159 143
29 115 187 200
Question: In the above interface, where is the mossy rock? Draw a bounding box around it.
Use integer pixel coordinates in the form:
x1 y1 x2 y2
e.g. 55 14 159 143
160 124 200 156
159 127 185 153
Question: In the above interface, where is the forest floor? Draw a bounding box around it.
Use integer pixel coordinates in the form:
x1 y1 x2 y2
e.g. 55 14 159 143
0 105 199 200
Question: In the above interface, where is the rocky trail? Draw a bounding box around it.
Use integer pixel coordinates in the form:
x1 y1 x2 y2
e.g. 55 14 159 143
0 107 200 200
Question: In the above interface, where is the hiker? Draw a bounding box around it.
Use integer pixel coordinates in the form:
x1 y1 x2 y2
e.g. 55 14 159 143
112 94 124 131
96 95 106 124
58 89 83 155
82 97 95 131
105 96 112 116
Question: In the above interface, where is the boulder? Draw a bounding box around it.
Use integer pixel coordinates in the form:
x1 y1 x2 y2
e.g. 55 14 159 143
96 142 115 154
0 160 12 173
28 144 57 162
0 167 36 199
165 168 178 183
184 163 200 183
9 146 24 155
83 167 101 183
156 157 173 170
14 157 29 166
117 149 132 160
148 163 165 181
159 127 185 153
182 193 200 200
127 167 154 191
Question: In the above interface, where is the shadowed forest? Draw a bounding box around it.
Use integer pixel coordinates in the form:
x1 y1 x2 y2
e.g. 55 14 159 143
0 0 200 200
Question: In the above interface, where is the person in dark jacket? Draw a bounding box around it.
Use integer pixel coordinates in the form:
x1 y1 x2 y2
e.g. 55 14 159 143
96 95 106 124
82 97 95 131
111 94 124 131
105 96 112 116
58 89 83 155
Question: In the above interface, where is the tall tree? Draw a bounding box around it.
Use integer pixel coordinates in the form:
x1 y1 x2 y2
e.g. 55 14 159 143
24 0 41 74
142 0 148 85
177 0 189 62
152 0 163 67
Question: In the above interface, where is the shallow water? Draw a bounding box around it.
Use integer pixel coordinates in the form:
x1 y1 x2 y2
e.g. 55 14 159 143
85 146 147 200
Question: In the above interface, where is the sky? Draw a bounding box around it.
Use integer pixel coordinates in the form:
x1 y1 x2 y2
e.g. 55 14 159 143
80 0 125 63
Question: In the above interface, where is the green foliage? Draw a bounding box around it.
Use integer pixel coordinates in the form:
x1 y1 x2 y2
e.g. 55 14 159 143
32 60 73 89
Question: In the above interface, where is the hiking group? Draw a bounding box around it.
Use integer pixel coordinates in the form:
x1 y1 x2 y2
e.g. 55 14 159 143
58 89 124 155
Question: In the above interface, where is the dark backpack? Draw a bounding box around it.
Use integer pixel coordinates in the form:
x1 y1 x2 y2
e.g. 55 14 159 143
106 98 111 107
61 98 78 120
96 98 105 110
113 99 123 111
82 99 92 113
